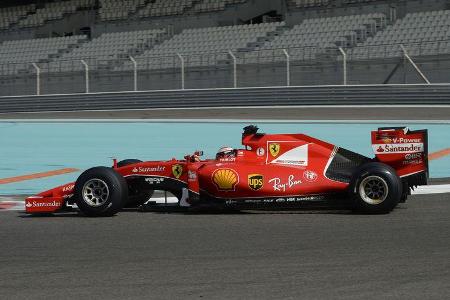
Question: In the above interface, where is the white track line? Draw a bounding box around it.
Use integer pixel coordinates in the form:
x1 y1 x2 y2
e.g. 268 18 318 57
411 184 450 195
0 201 24 211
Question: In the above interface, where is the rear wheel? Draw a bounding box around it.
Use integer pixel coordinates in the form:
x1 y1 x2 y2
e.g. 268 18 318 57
75 167 127 217
349 162 401 214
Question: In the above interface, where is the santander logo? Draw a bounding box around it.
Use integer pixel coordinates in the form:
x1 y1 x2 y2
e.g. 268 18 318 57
373 143 423 154
26 201 60 208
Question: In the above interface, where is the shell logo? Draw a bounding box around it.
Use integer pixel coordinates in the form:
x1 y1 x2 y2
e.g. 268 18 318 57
212 168 239 191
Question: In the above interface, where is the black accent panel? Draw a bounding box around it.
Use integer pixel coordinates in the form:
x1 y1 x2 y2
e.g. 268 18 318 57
403 171 428 190
325 148 370 183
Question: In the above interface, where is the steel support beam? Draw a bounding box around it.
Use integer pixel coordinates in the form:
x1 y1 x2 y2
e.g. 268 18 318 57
129 56 138 91
228 50 237 88
80 60 90 93
31 63 40 95
400 44 431 84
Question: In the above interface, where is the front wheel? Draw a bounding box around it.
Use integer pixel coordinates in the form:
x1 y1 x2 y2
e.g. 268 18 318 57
74 167 128 217
349 162 402 214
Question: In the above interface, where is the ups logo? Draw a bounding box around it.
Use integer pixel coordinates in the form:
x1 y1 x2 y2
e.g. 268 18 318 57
248 174 264 191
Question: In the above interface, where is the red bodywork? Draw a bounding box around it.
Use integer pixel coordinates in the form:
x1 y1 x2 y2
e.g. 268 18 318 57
25 126 428 214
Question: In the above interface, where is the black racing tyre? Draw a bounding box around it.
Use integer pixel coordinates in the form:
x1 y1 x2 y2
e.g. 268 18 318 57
116 159 142 168
349 162 402 214
74 167 128 217
115 159 154 207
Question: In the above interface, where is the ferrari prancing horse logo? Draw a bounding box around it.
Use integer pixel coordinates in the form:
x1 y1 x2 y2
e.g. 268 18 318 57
172 164 183 179
269 143 280 157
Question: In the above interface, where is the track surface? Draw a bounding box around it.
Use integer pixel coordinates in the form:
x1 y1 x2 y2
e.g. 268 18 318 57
1 194 449 299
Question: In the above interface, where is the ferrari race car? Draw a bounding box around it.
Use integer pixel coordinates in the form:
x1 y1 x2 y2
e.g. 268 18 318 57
25 125 428 216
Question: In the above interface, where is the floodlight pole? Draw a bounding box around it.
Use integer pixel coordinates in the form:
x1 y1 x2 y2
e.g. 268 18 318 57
228 50 237 88
31 63 40 95
80 59 89 93
338 47 347 85
400 44 431 84
129 56 138 91
176 53 185 90
282 49 290 86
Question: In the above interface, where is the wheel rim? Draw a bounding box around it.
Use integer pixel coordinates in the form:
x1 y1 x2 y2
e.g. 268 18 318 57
82 178 110 207
359 175 389 205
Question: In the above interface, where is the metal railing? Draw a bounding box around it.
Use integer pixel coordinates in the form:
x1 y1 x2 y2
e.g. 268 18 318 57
1 40 448 96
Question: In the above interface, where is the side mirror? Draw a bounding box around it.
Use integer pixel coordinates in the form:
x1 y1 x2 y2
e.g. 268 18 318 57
195 150 204 156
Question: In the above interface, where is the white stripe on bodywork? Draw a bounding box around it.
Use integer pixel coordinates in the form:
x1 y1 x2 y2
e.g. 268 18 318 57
323 146 341 183
269 144 309 166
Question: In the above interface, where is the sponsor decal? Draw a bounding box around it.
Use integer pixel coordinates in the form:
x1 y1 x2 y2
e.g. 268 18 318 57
224 195 325 205
237 150 244 157
395 137 422 143
219 157 236 162
145 177 164 185
378 137 422 144
405 153 422 160
212 168 239 191
403 153 423 165
132 166 165 173
26 200 60 208
270 144 308 166
248 174 264 191
268 175 302 192
273 160 307 166
256 147 265 157
62 184 75 193
269 143 280 157
373 143 424 154
303 170 318 182
188 170 197 181
403 159 423 166
172 164 183 179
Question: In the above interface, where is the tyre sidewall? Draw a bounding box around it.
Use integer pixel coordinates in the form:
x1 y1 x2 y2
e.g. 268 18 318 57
117 159 142 168
350 162 402 214
75 167 127 217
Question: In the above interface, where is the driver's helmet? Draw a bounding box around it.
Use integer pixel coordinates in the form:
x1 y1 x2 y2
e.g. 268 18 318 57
216 146 235 160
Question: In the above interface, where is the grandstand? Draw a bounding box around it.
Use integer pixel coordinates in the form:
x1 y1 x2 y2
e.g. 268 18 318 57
0 0 450 95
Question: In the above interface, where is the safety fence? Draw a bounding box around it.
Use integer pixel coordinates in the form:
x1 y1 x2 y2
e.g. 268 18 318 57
2 41 450 96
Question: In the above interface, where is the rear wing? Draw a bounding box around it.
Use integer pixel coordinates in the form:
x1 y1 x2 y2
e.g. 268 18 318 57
371 127 428 187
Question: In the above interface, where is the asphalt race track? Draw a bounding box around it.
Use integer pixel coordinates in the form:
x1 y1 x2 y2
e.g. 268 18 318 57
1 194 449 299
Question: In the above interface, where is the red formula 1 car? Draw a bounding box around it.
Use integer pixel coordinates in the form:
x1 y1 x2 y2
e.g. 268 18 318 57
25 125 428 216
